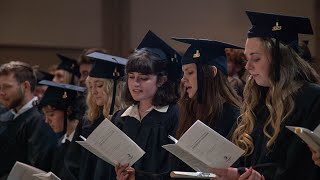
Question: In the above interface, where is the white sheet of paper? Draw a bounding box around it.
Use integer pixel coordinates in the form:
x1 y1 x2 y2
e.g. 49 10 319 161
76 119 145 166
313 124 320 136
33 172 61 180
7 162 60 180
163 144 211 172
163 120 244 171
286 126 320 150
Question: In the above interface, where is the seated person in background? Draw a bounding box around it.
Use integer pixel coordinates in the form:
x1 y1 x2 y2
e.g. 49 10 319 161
226 48 246 96
77 48 108 87
34 70 54 100
53 54 80 85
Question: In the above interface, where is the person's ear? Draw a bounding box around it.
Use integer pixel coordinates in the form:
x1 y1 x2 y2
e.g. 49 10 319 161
21 81 31 91
157 75 168 87
211 66 218 77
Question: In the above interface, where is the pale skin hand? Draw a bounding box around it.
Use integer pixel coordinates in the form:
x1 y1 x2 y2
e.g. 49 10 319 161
209 167 239 180
115 163 135 180
210 167 264 180
239 167 265 180
309 147 320 167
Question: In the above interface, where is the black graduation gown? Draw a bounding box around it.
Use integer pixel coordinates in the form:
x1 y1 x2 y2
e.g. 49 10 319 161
93 160 113 180
0 104 8 115
50 137 71 179
108 104 179 180
172 102 240 180
63 111 105 180
59 120 84 180
236 83 320 180
79 115 105 180
0 106 57 179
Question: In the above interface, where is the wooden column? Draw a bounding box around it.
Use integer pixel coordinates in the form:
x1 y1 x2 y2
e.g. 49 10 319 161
101 0 131 57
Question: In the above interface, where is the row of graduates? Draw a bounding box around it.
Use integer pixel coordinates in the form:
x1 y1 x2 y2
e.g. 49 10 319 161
49 11 319 180
1 10 320 180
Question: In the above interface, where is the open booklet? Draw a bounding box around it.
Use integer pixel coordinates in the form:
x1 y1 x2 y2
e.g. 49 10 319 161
286 124 320 150
7 161 60 180
76 119 145 166
162 120 245 177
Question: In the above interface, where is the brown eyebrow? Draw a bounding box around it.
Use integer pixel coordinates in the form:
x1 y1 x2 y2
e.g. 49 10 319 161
244 52 260 59
182 66 192 72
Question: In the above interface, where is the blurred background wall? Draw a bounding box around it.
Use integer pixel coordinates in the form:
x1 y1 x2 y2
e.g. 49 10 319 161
0 0 318 71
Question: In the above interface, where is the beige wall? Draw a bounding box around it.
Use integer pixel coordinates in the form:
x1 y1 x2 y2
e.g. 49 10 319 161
0 0 103 70
130 0 316 54
0 0 318 70
0 0 103 47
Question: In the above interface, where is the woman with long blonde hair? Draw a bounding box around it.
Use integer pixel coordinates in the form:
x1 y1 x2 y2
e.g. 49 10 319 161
212 11 320 180
63 52 127 180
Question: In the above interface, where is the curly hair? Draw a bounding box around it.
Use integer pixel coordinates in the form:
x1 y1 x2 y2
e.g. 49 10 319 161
232 37 320 155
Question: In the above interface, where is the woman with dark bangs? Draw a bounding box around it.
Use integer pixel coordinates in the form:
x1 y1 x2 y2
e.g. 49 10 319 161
113 31 181 180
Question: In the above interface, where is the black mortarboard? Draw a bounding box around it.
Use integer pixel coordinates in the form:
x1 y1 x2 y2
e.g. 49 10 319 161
87 52 127 79
56 53 81 77
35 71 54 83
246 11 313 44
39 80 85 134
137 30 182 81
86 52 128 115
39 80 85 108
173 38 242 103
172 38 242 75
246 11 314 81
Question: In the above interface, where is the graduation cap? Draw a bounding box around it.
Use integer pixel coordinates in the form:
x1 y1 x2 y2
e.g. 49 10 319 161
246 11 314 81
86 52 128 115
172 38 242 103
39 80 85 134
56 53 81 78
35 71 54 83
173 38 242 75
39 80 85 107
137 30 182 81
87 52 127 79
246 11 313 44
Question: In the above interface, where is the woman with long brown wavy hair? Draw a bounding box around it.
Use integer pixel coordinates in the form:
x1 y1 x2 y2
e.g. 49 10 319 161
172 38 242 176
212 11 320 180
